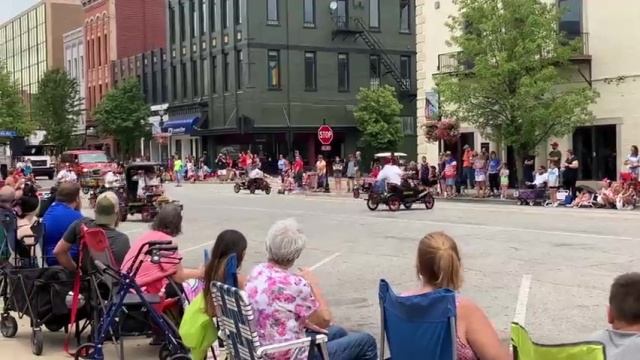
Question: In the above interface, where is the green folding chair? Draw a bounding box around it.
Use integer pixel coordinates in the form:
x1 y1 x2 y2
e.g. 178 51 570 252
511 322 607 360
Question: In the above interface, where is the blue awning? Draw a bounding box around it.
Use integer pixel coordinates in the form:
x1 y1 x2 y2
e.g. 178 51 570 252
162 116 200 135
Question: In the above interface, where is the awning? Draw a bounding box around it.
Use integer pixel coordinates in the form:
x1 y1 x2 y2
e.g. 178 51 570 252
162 116 200 136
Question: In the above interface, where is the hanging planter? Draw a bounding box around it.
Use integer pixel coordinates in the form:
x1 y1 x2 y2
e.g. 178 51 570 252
437 119 461 144
422 119 461 144
422 120 440 143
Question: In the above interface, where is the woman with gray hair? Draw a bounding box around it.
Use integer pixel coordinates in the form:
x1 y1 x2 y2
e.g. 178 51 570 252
245 218 377 360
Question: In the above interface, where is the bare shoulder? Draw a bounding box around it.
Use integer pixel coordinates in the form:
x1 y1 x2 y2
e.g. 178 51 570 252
457 297 485 317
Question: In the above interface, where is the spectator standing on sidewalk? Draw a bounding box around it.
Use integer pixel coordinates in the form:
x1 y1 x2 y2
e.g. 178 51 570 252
487 151 501 196
333 157 343 192
444 152 457 198
562 149 580 198
624 145 640 179
523 154 536 184
548 142 562 168
461 145 474 191
345 154 357 192
473 153 488 198
419 156 430 187
355 151 363 184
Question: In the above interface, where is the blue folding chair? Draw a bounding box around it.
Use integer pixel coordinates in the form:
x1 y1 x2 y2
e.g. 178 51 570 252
378 279 457 360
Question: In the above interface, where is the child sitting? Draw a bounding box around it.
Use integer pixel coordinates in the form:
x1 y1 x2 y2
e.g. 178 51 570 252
616 182 636 210
569 189 592 208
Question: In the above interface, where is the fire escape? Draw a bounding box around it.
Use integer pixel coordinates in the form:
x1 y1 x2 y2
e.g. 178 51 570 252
332 16 416 101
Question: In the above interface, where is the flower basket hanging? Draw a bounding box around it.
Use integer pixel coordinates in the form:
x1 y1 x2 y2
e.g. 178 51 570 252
422 120 440 143
422 119 461 144
436 119 461 144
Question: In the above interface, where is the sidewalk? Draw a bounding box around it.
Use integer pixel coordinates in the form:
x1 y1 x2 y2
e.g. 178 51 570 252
0 314 169 360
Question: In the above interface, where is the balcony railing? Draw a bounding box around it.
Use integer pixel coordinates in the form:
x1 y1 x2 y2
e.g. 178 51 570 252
437 52 475 74
564 32 590 58
437 33 590 74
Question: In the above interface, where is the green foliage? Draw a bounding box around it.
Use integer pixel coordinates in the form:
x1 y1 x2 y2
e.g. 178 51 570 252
92 78 150 159
31 69 83 151
354 85 404 152
0 62 34 137
436 0 600 159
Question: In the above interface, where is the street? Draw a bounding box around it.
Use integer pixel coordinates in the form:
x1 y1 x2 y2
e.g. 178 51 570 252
5 183 640 359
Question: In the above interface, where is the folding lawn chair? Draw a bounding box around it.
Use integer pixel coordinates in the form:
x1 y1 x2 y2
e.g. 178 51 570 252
511 322 606 360
378 279 457 360
210 281 329 360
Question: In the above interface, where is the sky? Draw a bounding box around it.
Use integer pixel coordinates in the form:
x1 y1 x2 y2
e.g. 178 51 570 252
0 0 41 24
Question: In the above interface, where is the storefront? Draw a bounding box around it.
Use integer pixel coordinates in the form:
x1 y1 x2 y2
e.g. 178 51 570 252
163 116 201 159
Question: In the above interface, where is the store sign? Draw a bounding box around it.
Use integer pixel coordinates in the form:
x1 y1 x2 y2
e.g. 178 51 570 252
167 127 187 135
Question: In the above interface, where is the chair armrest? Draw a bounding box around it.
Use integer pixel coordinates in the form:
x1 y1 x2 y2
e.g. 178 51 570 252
256 334 328 357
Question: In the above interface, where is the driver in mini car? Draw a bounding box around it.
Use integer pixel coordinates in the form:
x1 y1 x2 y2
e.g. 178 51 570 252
132 170 163 198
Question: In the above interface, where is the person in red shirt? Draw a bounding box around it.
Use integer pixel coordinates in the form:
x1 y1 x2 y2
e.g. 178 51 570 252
294 155 304 189
443 151 458 198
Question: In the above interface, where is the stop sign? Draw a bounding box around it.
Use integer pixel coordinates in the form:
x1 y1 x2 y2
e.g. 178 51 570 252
317 125 334 145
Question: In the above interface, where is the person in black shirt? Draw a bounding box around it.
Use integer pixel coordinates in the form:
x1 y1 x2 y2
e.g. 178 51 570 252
523 154 535 184
53 192 131 271
562 149 580 198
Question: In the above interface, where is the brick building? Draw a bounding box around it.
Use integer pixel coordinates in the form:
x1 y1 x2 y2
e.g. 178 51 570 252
81 0 167 152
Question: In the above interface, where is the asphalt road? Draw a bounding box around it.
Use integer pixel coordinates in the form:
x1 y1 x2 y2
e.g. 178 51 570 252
5 183 639 359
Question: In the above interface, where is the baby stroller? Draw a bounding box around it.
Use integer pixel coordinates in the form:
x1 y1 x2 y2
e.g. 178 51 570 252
73 226 188 360
516 185 548 206
1 219 92 355
353 175 375 199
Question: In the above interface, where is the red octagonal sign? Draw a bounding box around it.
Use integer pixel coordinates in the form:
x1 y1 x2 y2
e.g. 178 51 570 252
317 125 334 145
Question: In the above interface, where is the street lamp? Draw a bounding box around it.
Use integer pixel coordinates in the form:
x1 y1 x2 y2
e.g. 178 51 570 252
158 109 166 129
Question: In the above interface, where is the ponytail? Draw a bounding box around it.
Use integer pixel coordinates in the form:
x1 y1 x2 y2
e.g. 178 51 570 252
417 232 463 291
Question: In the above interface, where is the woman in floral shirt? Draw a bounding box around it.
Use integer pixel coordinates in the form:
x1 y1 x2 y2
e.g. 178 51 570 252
245 218 377 360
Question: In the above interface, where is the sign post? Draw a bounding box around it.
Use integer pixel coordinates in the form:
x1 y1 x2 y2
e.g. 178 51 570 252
317 120 333 193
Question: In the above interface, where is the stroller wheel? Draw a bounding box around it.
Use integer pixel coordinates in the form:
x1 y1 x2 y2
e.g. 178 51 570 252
74 343 96 359
44 323 64 332
0 314 17 338
31 328 44 355
159 340 188 360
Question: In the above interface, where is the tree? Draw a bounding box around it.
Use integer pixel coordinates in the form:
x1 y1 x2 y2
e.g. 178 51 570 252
31 69 83 151
92 78 150 159
0 62 34 137
435 0 599 180
354 85 404 152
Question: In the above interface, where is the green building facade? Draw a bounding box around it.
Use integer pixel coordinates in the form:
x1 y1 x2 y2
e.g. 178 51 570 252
164 0 416 163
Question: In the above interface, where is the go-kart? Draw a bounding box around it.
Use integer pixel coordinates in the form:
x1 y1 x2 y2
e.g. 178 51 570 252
366 181 435 212
234 178 272 195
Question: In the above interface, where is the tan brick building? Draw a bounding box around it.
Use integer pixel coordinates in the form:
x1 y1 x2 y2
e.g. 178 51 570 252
0 0 83 101
417 0 636 181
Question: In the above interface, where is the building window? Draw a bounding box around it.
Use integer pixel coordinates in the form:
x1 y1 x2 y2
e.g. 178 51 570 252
169 5 176 43
151 70 158 103
96 36 102 66
201 0 207 34
192 60 199 97
80 55 84 79
181 63 188 98
179 1 186 41
400 0 410 33
267 50 280 89
236 50 243 88
222 0 229 29
212 56 217 93
337 0 347 22
304 52 316 90
234 0 242 24
558 0 582 37
161 70 168 102
337 53 349 91
209 0 216 32
267 0 279 24
202 57 208 95
171 65 178 101
191 0 198 37
400 116 416 135
400 55 410 88
303 0 315 27
369 54 380 88
223 52 229 92
369 0 379 29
